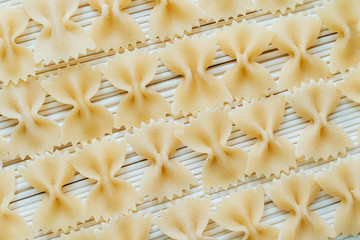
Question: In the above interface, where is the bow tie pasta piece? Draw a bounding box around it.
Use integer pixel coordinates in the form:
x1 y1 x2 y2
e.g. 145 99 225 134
317 0 360 73
19 151 85 233
272 14 331 91
0 78 61 159
256 0 303 14
86 0 144 52
0 7 37 84
149 0 204 41
286 80 353 161
230 96 296 178
0 137 9 168
217 21 275 101
42 64 114 145
100 50 170 129
60 228 96 240
211 186 279 240
161 36 232 116
22 0 95 64
265 171 336 240
68 139 140 221
126 119 197 201
154 196 214 240
0 169 33 240
175 107 247 192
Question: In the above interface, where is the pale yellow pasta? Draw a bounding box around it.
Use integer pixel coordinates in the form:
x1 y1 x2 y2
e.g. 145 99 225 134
161 36 232 116
230 96 296 178
0 137 9 168
272 14 331 91
0 7 37 84
317 0 360 73
265 171 336 240
68 139 140 221
286 80 353 161
149 0 204 41
154 196 214 240
175 107 247 192
0 169 33 240
87 0 145 52
217 21 275 101
0 78 61 159
100 50 170 129
42 64 114 145
19 151 85 233
23 0 95 64
60 229 96 240
256 0 303 14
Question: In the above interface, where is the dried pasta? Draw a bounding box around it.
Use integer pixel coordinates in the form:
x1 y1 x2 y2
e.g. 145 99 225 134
161 36 232 116
68 139 140 221
23 0 95 64
0 78 61 159
0 169 33 240
100 50 170 129
286 80 352 161
256 0 303 14
0 137 9 168
175 107 247 192
265 171 336 240
217 21 275 101
211 186 279 240
42 64 114 145
230 96 296 178
19 151 85 233
317 0 360 73
87 0 145 52
272 14 331 91
60 229 96 240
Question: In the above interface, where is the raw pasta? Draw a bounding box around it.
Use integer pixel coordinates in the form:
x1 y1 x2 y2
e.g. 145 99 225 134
23 0 95 64
315 156 360 236
0 78 61 159
317 0 360 73
19 151 85 233
0 7 37 84
86 0 144 52
265 170 336 240
161 35 232 116
286 80 353 161
217 20 275 101
230 96 296 178
42 64 114 145
0 137 9 168
272 14 331 91
149 0 204 41
154 196 214 240
67 139 140 221
60 229 96 240
175 107 247 192
0 169 33 240
100 50 170 129
256 0 303 14
126 119 197 200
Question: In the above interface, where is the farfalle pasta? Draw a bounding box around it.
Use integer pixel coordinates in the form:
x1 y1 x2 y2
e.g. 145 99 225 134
286 80 352 161
68 139 140 221
211 186 279 240
272 14 331 91
256 0 303 14
230 96 296 178
265 171 336 240
19 151 85 233
0 169 33 240
60 229 96 240
315 156 360 236
317 0 360 73
23 0 95 64
42 64 114 145
175 107 247 192
126 119 197 200
87 0 145 52
100 50 170 129
0 78 61 159
161 36 232 116
217 21 275 101
0 137 9 168
0 7 37 84
154 196 214 240
149 0 204 41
